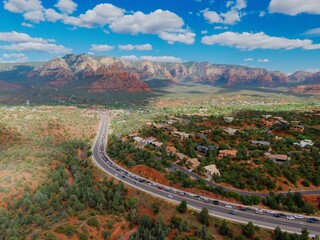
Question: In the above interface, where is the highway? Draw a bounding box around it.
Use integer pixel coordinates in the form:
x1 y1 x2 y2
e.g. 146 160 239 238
91 113 320 237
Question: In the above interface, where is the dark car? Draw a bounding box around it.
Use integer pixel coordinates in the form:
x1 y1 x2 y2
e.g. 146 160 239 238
229 210 236 215
212 200 219 205
306 218 316 223
273 213 281 218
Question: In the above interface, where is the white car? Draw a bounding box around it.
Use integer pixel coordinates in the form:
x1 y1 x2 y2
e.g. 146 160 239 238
294 215 304 219
287 216 295 220
225 204 232 208
168 194 173 199
267 210 276 214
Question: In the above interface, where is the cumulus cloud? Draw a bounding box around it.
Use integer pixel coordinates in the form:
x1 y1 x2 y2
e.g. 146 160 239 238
23 10 45 22
259 11 266 17
304 28 320 36
63 3 124 28
203 0 247 25
1 53 28 62
0 42 72 54
201 31 320 50
89 44 115 52
201 30 208 34
121 55 182 63
268 0 320 16
109 9 195 44
214 26 228 30
21 22 34 28
120 55 140 61
55 0 77 14
119 44 152 51
258 58 269 62
4 0 43 13
244 58 253 61
0 31 52 43
45 8 64 22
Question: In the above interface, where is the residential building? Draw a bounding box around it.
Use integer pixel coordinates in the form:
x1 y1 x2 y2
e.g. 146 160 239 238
218 149 237 158
172 131 191 140
196 145 216 155
290 125 305 133
204 164 220 176
250 140 271 147
187 158 200 169
293 139 314 148
223 117 234 123
223 127 238 135
265 153 291 163
262 114 273 119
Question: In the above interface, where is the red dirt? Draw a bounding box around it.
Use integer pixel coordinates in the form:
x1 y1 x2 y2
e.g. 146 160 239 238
129 165 170 185
303 195 320 209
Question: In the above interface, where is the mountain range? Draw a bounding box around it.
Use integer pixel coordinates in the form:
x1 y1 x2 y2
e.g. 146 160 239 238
0 54 319 94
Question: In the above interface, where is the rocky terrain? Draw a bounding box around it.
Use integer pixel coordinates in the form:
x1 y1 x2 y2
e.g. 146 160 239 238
0 54 319 95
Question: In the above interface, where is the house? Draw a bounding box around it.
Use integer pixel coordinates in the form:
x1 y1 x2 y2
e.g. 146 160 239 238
275 136 283 141
172 131 191 140
153 123 168 129
204 164 220 176
167 119 177 125
265 153 291 163
262 114 273 119
290 125 305 133
218 149 237 158
166 146 177 155
133 136 145 147
151 141 163 148
176 153 189 161
250 140 271 147
293 139 314 148
187 158 200 169
142 137 156 145
196 145 216 155
223 117 234 123
200 129 212 134
223 127 238 135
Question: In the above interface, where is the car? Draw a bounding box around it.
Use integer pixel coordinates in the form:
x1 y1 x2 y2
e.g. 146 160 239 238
294 215 304 219
212 200 219 205
273 213 281 218
168 194 173 198
286 216 295 220
308 218 319 222
122 175 126 179
114 173 118 177
306 219 316 223
228 210 236 215
225 204 232 208
255 210 263 215
267 210 276 214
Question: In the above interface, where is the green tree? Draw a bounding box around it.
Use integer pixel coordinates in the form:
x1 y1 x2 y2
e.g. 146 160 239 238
177 200 187 213
199 207 209 226
242 221 255 237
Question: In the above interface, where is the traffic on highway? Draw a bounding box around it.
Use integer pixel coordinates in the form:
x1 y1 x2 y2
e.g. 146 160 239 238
92 114 320 237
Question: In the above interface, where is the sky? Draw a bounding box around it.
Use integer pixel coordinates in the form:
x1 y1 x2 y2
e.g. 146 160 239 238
0 0 320 74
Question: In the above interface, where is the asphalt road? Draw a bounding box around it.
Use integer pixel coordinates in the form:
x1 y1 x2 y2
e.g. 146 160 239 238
91 114 320 237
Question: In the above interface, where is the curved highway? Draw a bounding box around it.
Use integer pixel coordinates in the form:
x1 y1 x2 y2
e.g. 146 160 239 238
91 113 320 237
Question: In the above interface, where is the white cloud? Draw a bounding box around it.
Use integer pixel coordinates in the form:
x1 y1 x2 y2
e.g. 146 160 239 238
63 3 124 28
121 55 182 63
304 27 320 36
0 42 72 54
119 44 152 51
4 0 43 13
55 0 77 14
258 58 269 62
109 9 195 44
259 11 266 17
0 31 52 43
23 10 45 22
159 31 195 45
269 0 320 16
1 53 28 62
214 26 228 30
120 55 139 61
201 31 320 50
21 22 34 28
244 58 253 61
203 0 247 25
45 8 63 22
304 68 320 73
89 44 115 52
140 56 182 63
201 30 208 34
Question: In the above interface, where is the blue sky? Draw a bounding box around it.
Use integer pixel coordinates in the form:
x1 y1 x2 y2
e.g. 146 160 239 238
0 0 320 73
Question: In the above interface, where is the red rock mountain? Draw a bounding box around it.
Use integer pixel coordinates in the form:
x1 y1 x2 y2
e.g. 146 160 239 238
24 54 320 91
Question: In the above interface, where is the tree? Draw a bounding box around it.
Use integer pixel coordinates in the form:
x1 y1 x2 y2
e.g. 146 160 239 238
242 221 255 237
219 220 232 237
151 202 160 215
301 228 309 240
199 207 209 226
177 200 187 213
